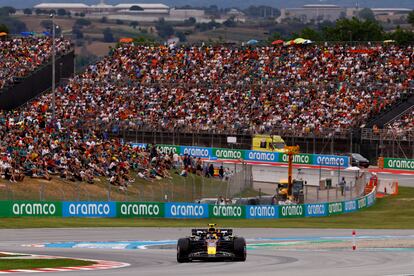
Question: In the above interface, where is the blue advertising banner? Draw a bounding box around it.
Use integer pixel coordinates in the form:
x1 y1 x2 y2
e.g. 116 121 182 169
366 192 375 207
304 203 327 217
180 146 212 158
62 202 117 218
244 150 279 162
246 205 278 219
131 143 148 149
165 203 209 218
344 200 358 213
314 154 349 168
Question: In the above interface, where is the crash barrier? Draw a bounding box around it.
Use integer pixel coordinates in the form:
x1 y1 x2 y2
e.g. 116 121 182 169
0 188 375 218
131 144 350 168
379 157 414 171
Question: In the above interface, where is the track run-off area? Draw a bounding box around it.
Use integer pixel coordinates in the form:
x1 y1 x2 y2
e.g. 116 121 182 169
0 228 414 276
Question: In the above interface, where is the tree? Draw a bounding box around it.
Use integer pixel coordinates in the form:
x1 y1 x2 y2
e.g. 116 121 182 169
75 18 91 27
323 17 383 42
155 18 174 38
23 8 32 15
387 26 414 45
116 19 124 25
184 17 196 26
100 16 107 23
57 9 67 16
0 6 14 16
358 8 376 21
103 27 115 42
72 25 83 39
408 10 414 26
130 21 139 29
0 17 27 33
79 12 85 17
175 31 187 42
0 24 9 33
300 27 323 41
223 17 237 28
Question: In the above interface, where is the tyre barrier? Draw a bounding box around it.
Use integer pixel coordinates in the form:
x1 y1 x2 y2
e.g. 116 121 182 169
0 188 376 219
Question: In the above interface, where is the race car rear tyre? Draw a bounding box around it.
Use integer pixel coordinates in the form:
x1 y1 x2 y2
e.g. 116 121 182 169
177 238 190 263
233 237 246 262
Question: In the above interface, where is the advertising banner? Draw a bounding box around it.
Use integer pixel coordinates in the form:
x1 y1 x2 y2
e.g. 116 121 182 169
366 192 376 207
357 197 367 209
157 145 180 155
383 158 414 171
327 202 344 215
165 203 208 218
0 201 62 217
279 153 313 165
314 154 349 168
213 148 244 160
180 146 212 158
279 204 305 218
62 202 116 218
305 203 327 217
209 205 245 218
344 200 358 213
131 143 147 149
117 202 164 218
244 150 279 162
246 205 278 219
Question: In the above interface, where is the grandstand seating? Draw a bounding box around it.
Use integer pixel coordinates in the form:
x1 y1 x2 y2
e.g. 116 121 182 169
0 42 413 184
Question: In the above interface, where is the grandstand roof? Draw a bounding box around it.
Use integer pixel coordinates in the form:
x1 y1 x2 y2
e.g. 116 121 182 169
372 8 411 12
114 3 169 9
34 3 89 9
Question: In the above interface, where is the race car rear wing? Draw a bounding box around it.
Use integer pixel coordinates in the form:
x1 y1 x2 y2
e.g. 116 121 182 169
191 229 233 236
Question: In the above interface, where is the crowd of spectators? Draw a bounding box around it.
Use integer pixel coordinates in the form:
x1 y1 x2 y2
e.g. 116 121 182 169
386 109 414 133
1 42 414 184
43 43 413 134
0 37 72 90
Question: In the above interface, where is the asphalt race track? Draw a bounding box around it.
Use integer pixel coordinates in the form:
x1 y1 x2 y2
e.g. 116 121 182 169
1 228 414 276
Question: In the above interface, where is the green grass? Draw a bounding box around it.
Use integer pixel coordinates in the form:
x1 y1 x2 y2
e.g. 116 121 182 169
0 259 95 270
0 187 413 229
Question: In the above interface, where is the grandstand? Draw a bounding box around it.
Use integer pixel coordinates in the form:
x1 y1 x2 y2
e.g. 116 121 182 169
0 40 414 186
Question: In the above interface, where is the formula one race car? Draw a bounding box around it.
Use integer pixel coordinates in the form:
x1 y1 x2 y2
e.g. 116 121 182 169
177 224 246 262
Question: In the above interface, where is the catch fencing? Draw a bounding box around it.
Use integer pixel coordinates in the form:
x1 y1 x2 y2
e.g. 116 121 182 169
0 187 376 219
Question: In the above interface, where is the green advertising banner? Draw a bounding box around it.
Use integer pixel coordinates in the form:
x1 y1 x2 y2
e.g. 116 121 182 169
278 204 305 218
357 197 367 209
209 205 245 218
213 148 245 160
383 158 414 171
0 201 62 217
156 145 180 155
278 153 313 165
117 202 164 218
327 202 344 215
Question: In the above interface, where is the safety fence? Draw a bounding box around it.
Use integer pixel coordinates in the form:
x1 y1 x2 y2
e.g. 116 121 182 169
0 188 375 219
134 144 350 168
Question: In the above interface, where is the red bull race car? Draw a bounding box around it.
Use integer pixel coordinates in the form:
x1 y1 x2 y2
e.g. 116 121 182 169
177 224 246 262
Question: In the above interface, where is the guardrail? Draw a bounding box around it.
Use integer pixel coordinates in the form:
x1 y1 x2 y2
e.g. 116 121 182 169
0 188 376 219
133 144 351 169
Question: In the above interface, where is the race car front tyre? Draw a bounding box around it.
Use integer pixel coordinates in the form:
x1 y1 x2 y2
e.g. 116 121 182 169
233 237 246 262
177 238 190 263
